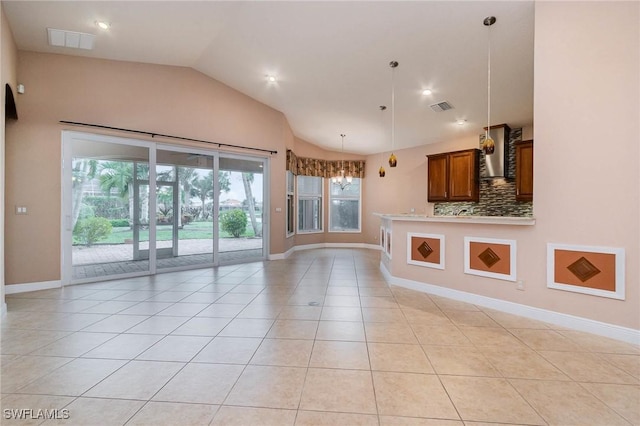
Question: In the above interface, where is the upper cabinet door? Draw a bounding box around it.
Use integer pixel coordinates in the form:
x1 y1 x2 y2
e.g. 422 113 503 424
449 149 479 202
515 140 534 201
427 154 449 201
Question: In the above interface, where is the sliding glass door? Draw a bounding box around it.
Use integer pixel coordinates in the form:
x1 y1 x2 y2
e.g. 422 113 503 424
62 132 268 284
218 155 266 263
63 134 152 281
156 148 215 270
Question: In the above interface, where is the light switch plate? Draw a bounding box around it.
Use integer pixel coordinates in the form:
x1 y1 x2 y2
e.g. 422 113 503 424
15 205 28 215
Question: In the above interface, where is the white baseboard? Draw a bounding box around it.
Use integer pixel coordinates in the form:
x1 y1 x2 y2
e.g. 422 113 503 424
380 263 640 345
268 245 295 260
269 243 381 260
5 280 62 295
295 242 381 251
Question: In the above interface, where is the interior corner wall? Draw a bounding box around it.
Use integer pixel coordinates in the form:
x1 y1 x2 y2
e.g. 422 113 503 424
290 136 369 248
532 1 639 329
362 134 478 246
282 121 296 254
1 5 19 309
5 52 290 285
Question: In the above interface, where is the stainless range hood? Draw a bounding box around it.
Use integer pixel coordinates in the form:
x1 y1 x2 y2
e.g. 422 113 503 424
480 124 511 178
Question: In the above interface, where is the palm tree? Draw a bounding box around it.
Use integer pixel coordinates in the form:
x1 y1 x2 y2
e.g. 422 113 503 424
71 159 97 230
191 171 231 219
99 161 133 199
99 161 137 225
242 172 261 237
218 171 231 195
99 161 154 224
192 172 214 219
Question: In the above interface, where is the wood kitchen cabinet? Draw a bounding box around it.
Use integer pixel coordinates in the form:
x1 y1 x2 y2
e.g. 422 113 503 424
427 149 479 202
426 153 449 201
515 140 533 201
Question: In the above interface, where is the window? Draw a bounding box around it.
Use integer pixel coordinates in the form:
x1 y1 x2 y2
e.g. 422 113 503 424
329 178 361 232
286 171 295 237
297 175 323 233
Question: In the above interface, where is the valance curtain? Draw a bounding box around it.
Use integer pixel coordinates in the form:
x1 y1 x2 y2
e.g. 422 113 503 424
286 149 365 178
286 149 298 175
326 160 366 179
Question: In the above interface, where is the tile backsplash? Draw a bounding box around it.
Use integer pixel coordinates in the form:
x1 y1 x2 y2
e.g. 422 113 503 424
433 128 533 217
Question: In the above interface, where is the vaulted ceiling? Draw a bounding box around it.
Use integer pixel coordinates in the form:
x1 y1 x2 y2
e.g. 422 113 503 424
3 1 534 154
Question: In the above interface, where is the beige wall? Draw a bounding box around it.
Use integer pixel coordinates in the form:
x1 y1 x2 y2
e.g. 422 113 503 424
369 2 639 330
531 1 638 328
5 52 290 284
4 50 369 285
1 4 19 307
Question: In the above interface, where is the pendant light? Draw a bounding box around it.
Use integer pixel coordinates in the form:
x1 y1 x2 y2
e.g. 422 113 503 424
482 16 496 155
388 61 398 167
331 133 352 190
378 105 386 177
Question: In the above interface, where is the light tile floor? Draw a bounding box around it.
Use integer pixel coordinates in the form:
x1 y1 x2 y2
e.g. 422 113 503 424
2 248 639 426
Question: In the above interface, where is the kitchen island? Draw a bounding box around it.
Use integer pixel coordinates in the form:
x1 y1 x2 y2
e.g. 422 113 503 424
375 212 539 321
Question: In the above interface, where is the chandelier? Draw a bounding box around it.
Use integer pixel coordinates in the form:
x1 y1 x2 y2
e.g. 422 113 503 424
331 133 352 190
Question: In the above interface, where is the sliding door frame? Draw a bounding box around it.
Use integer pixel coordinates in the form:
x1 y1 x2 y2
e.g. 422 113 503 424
61 131 270 285
218 151 270 265
61 131 157 285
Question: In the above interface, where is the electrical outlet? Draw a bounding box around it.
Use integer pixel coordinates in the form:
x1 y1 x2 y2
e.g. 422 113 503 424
516 280 525 291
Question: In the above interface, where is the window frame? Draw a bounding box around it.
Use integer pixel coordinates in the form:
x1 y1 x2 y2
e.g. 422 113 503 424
286 170 295 238
296 175 324 234
328 177 362 233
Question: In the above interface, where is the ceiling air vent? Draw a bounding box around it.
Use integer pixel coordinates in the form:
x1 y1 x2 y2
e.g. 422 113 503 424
47 28 95 50
429 101 453 112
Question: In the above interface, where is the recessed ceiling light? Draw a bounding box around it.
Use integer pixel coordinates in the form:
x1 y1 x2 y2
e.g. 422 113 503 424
422 89 432 96
267 75 277 83
457 119 467 125
96 21 110 30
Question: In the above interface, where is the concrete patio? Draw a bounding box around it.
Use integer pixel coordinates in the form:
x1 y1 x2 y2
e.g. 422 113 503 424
72 238 263 280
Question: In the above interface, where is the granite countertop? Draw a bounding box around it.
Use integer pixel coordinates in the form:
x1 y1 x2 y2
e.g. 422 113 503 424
374 213 535 226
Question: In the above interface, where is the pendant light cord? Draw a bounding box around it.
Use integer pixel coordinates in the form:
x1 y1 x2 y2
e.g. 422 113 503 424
391 67 396 151
487 21 492 139
341 134 345 174
379 106 386 165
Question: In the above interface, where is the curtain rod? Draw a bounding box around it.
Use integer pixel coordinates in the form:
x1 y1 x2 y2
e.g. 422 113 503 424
59 120 278 155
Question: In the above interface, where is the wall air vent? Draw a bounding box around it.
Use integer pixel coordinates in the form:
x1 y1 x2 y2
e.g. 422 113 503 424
429 101 454 112
47 28 95 50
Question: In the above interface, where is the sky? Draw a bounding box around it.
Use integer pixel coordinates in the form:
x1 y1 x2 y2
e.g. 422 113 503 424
220 172 263 203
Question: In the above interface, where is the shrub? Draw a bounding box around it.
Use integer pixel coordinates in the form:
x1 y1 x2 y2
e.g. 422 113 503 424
182 214 193 226
83 196 129 219
78 203 95 221
74 217 112 246
220 209 247 238
109 219 130 227
187 206 202 219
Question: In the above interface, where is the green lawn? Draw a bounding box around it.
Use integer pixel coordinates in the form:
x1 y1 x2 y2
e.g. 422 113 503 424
74 220 260 245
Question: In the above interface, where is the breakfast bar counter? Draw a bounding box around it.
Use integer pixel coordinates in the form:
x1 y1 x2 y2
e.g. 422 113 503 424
373 213 535 226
